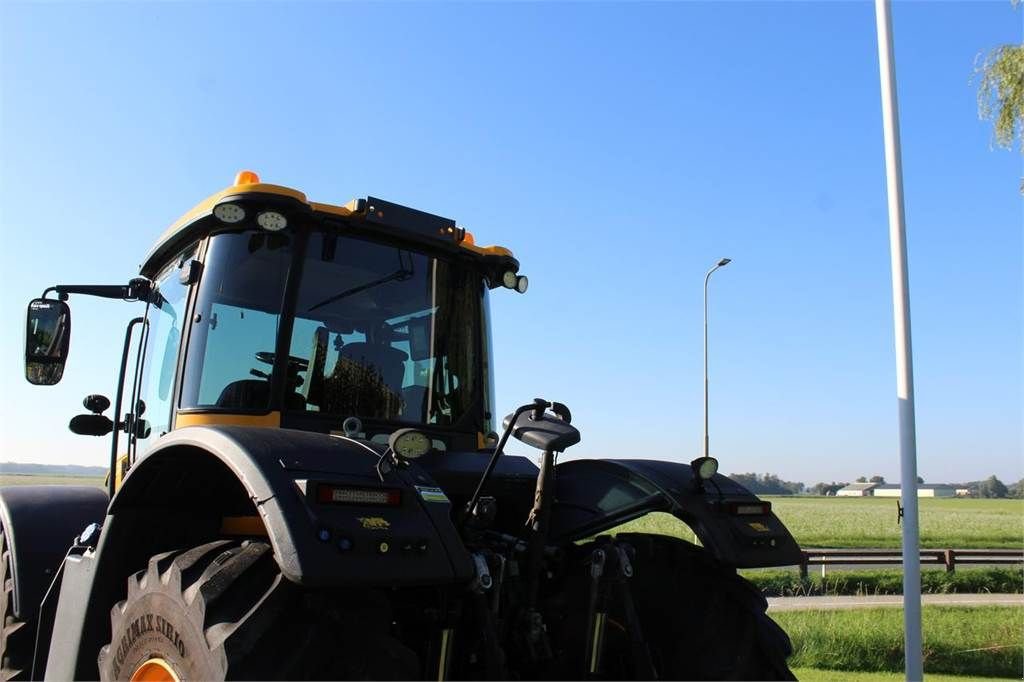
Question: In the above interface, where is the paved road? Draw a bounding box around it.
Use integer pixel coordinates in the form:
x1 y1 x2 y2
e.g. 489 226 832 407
767 593 1024 611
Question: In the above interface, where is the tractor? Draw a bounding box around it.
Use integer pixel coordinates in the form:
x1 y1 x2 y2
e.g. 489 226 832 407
3 172 801 681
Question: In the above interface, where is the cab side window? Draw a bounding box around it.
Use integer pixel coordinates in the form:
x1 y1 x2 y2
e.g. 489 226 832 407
134 251 193 456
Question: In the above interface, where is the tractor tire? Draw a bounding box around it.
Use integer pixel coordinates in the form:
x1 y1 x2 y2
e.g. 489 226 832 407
620 533 796 680
97 539 297 681
559 534 796 680
1 525 32 682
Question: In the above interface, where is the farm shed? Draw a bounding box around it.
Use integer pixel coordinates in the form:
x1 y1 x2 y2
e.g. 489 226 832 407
836 482 879 497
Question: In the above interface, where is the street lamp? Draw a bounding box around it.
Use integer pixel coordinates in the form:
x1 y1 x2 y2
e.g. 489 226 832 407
703 258 731 459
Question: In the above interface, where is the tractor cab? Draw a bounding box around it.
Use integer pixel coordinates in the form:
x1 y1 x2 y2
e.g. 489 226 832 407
25 171 527 488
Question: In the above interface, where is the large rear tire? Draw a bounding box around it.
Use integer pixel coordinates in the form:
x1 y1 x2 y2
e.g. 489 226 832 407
1 525 31 682
557 534 796 680
621 533 796 680
97 540 295 681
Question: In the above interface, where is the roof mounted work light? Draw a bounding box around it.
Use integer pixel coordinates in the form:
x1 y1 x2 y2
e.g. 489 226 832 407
690 456 719 480
213 203 245 224
256 210 288 231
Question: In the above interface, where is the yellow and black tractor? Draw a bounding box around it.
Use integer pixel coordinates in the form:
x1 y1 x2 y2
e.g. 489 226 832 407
3 172 801 681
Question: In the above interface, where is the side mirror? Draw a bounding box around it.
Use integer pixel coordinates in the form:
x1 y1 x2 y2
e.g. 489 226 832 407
69 414 114 437
501 408 581 453
25 298 71 385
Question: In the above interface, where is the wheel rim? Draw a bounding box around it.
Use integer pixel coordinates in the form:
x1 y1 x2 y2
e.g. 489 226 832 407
130 658 180 682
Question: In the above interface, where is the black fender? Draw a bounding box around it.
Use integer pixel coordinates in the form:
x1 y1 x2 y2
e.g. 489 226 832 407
46 426 474 680
106 425 474 585
0 485 108 622
550 459 802 568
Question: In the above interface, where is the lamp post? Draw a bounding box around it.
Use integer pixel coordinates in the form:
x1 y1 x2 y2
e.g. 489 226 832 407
703 258 731 459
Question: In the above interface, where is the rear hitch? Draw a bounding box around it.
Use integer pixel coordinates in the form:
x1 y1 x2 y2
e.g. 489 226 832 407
583 539 658 680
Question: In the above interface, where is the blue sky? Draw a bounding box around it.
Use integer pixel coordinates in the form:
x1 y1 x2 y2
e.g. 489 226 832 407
1 1 1020 486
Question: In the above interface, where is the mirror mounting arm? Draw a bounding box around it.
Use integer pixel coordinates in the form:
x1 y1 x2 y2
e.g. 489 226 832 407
43 278 152 303
462 398 551 530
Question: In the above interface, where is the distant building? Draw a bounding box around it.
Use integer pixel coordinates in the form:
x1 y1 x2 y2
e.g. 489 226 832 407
873 484 955 498
836 482 879 497
955 487 972 497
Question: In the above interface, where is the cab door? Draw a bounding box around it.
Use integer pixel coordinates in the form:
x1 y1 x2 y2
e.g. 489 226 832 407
124 246 199 465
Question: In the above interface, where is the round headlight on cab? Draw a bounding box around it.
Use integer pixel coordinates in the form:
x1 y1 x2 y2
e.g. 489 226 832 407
256 211 288 232
213 203 245 224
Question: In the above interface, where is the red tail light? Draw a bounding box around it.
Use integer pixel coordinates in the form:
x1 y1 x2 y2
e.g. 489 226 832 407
727 501 772 515
316 484 402 506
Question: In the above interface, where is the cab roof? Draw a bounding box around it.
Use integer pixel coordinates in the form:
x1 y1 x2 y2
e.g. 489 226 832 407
140 171 514 278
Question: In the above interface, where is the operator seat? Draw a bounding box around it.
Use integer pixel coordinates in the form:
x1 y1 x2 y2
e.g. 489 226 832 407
320 342 407 417
336 342 407 392
215 379 307 411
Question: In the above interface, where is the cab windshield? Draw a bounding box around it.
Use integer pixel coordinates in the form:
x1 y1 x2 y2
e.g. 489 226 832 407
181 229 485 430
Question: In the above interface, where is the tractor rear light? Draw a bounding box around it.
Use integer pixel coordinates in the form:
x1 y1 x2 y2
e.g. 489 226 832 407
213 203 246 224
316 484 401 506
727 501 772 516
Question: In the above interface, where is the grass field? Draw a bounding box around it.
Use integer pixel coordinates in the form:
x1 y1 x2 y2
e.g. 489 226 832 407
0 473 105 488
775 606 1023 678
766 496 1024 549
613 496 1024 549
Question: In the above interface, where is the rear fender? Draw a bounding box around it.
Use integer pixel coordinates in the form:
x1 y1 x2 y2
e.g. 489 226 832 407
49 426 473 679
551 459 802 568
107 425 473 585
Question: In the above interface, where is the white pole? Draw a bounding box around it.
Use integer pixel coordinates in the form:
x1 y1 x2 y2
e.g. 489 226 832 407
703 258 730 459
874 1 923 680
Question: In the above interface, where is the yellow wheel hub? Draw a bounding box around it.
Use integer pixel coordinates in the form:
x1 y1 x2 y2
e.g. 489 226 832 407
130 658 180 682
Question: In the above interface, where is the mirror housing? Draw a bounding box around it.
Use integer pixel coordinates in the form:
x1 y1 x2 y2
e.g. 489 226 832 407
25 298 71 385
501 408 580 453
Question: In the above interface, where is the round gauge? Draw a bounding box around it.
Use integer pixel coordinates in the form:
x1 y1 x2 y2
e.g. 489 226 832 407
388 428 432 459
502 270 518 288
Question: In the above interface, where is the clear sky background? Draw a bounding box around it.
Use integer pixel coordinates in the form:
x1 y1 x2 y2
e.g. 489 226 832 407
1 1 1020 486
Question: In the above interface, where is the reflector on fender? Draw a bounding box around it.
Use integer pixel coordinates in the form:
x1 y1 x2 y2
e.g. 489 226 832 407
316 484 401 506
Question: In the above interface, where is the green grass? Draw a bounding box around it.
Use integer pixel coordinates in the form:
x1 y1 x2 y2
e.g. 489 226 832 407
766 496 1024 549
745 567 1023 597
775 606 1023 678
0 473 105 488
792 668 1015 681
612 497 1024 549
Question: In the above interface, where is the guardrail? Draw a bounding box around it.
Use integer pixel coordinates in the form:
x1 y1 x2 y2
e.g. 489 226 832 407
798 549 1024 579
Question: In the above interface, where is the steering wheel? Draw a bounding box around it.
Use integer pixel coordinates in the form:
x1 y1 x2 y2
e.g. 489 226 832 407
254 351 310 371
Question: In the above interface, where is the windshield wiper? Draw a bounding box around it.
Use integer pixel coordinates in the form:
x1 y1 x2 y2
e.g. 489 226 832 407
307 251 414 312
308 269 412 312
